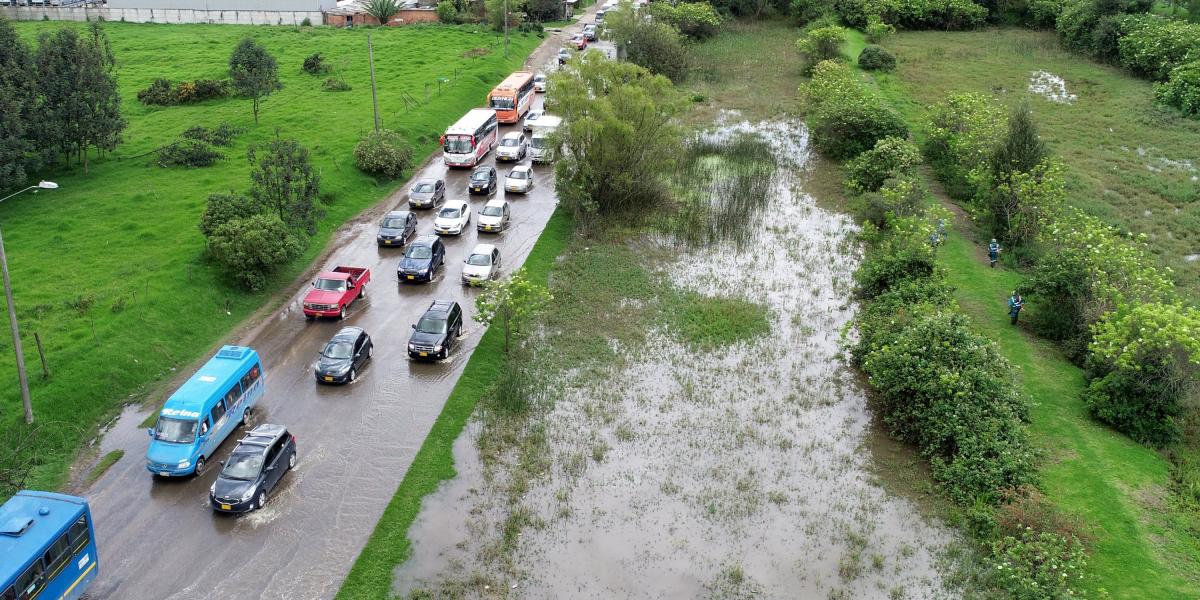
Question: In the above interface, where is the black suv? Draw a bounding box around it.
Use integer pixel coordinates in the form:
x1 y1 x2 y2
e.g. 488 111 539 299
468 166 497 195
377 210 417 247
210 424 297 513
397 235 446 283
314 326 372 384
408 300 464 360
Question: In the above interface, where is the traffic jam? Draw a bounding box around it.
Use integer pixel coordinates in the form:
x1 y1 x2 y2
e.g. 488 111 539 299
144 66 561 513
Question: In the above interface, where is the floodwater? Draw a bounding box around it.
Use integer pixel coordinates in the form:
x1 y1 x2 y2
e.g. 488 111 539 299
394 121 958 599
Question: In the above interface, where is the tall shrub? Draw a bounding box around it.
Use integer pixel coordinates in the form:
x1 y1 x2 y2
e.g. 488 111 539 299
229 37 281 124
207 214 304 291
922 92 1005 199
844 136 921 193
1156 60 1200 116
802 60 908 159
1118 15 1200 81
796 25 846 73
247 137 322 235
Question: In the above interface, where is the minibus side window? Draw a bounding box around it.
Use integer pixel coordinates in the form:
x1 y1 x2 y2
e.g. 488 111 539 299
223 382 241 407
211 399 227 425
68 516 90 553
42 531 72 576
240 364 261 391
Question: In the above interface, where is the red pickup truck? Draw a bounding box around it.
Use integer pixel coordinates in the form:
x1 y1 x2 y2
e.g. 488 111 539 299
302 266 371 320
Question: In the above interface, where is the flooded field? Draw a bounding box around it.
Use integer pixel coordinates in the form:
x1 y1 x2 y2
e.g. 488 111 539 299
394 121 959 599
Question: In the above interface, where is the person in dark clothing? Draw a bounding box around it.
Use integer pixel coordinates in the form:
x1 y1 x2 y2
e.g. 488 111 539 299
988 239 1001 268
1008 290 1024 325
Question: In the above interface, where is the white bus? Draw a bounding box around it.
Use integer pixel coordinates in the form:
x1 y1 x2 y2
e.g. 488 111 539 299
442 108 499 168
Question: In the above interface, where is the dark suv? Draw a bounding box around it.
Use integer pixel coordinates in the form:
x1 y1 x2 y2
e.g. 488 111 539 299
397 235 446 283
314 326 372 384
468 166 497 195
210 424 296 513
408 300 464 361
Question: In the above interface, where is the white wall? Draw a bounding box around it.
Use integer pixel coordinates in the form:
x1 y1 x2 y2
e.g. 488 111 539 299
0 5 325 23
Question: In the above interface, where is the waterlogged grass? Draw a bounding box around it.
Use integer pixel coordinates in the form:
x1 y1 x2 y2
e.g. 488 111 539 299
82 449 124 488
865 28 1200 298
336 209 572 600
0 22 541 496
668 292 770 350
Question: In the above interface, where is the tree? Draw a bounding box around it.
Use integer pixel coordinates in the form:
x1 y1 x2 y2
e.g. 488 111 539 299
76 21 125 174
199 192 263 238
648 2 722 40
796 25 846 74
0 17 36 189
605 4 690 81
474 268 552 354
524 0 561 21
207 214 305 290
978 102 1054 247
549 53 682 227
486 0 525 32
363 0 402 24
248 137 322 235
229 38 281 124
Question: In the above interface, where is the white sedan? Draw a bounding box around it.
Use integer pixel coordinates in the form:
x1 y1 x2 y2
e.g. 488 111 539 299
533 73 547 93
433 200 471 236
504 165 534 194
523 108 544 133
496 132 528 162
461 244 502 286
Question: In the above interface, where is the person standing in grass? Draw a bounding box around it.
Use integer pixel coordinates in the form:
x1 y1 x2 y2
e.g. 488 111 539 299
1008 290 1024 324
988 238 1001 268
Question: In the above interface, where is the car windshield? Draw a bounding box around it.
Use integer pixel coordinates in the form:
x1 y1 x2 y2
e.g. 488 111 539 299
501 138 520 147
490 97 515 110
443 135 472 154
321 341 353 360
314 278 346 292
528 112 541 120
467 253 492 266
531 137 547 148
508 170 528 180
534 75 545 82
413 182 435 193
406 245 432 259
154 416 198 444
416 316 448 334
382 216 407 228
220 451 264 481
471 171 490 182
439 208 462 219
482 205 504 216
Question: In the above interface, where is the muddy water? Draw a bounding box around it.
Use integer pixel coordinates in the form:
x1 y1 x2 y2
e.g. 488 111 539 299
394 120 958 599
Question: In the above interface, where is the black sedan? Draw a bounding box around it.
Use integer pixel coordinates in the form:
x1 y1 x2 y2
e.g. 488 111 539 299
376 210 417 247
397 235 446 283
468 166 497 195
408 178 445 209
314 326 372 384
210 424 297 513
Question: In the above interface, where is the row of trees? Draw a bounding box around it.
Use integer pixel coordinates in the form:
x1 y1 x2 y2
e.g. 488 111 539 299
0 18 124 187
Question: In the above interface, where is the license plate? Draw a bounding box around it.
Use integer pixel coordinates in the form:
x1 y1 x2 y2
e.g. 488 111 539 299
220 504 231 511
484 226 493 231
419 352 428 357
407 275 415 280
384 240 393 244
324 376 333 382
159 471 170 477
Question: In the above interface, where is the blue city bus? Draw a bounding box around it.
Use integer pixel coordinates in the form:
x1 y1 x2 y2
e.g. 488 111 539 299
1 491 98 600
145 345 266 477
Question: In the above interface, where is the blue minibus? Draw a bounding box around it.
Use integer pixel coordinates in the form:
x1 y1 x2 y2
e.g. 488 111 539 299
1 491 99 600
145 345 265 477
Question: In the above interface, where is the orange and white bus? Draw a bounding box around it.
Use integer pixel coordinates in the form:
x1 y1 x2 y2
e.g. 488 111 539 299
486 71 536 124
442 108 499 168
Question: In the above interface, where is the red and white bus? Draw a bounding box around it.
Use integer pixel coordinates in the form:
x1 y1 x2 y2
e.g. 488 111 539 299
487 71 536 124
442 108 499 168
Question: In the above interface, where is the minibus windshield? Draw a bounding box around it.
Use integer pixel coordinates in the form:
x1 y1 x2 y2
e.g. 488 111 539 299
154 416 198 444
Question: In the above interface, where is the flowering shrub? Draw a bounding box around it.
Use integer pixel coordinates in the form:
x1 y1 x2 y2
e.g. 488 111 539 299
137 77 231 105
1027 0 1063 28
1118 15 1200 81
971 157 1067 250
354 129 413 179
865 17 895 43
1084 302 1200 446
854 215 939 298
802 60 908 159
648 2 722 40
796 25 847 73
922 92 1005 199
1156 60 1200 117
845 136 920 192
833 0 987 29
990 528 1089 599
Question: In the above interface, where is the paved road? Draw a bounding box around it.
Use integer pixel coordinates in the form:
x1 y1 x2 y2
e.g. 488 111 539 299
82 13 598 599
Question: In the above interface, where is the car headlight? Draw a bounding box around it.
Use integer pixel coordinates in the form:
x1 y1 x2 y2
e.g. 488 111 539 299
210 483 216 495
408 343 417 351
178 459 191 468
434 344 444 352
241 486 257 501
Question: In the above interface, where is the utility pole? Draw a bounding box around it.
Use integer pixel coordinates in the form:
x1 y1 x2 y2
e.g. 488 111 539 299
503 0 509 58
0 224 32 424
368 32 381 132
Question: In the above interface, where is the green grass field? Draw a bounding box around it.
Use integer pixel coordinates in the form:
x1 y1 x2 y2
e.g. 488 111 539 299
838 26 1200 596
0 21 541 495
862 28 1200 298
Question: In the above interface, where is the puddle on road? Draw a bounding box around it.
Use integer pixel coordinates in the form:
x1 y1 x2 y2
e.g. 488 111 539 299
394 120 957 599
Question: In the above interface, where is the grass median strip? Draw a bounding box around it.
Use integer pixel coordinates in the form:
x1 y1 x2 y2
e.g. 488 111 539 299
335 209 571 600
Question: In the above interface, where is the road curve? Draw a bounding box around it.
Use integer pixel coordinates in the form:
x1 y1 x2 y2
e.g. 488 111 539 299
81 14 596 598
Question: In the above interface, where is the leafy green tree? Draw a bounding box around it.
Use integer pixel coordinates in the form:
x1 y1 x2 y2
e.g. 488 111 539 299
796 24 846 74
199 192 263 237
977 103 1055 247
548 53 682 227
436 0 460 22
207 214 304 290
474 268 552 353
844 136 921 193
524 0 561 21
363 0 402 23
247 137 322 235
486 0 525 31
605 4 690 80
77 21 125 174
229 37 281 124
0 17 36 188
648 2 722 40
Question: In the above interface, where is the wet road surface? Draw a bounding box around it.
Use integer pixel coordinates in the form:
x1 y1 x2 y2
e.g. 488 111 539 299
80 14 598 594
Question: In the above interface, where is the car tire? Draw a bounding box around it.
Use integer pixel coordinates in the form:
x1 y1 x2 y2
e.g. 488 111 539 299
358 284 366 299
339 306 346 320
242 408 253 428
288 452 296 470
366 344 373 359
194 456 206 477
348 368 356 383
256 490 267 511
